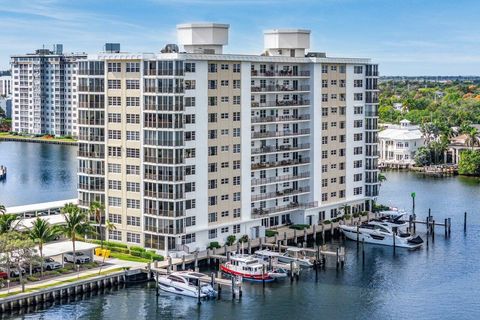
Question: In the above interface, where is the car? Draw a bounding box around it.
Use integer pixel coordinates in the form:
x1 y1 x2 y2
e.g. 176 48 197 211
0 271 7 279
64 252 91 264
43 257 62 270
0 266 26 278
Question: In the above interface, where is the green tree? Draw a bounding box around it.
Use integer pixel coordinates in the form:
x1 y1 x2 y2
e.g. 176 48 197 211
458 150 480 176
59 203 94 265
89 201 105 249
28 218 60 277
0 204 6 215
414 146 432 166
0 214 18 234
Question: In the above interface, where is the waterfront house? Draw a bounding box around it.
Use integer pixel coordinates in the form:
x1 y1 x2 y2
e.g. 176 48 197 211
446 124 480 164
379 119 424 167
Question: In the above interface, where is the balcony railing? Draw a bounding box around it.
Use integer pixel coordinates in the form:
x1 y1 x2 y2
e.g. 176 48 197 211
79 168 105 175
252 143 310 155
144 190 184 200
252 172 310 186
78 183 104 192
251 85 310 93
144 173 184 182
251 158 310 170
144 208 185 218
251 70 310 77
78 135 105 142
251 186 310 202
144 156 184 165
251 100 310 108
144 225 185 235
252 128 310 139
251 114 310 124
252 201 318 217
78 151 105 158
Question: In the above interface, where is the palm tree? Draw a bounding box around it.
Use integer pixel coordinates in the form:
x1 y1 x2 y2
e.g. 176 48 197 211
29 218 59 277
378 173 387 183
59 203 93 266
89 201 105 249
0 214 18 234
0 204 6 215
98 221 116 274
465 127 480 150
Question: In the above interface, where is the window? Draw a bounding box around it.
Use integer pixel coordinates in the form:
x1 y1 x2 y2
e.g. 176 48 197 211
354 93 363 101
185 217 196 227
233 128 240 137
108 214 122 224
208 229 217 239
233 144 241 153
322 150 328 159
108 197 121 207
354 133 363 141
208 80 217 89
126 165 140 175
233 63 241 73
108 62 121 73
127 215 141 225
322 80 328 88
108 163 121 173
108 146 121 157
233 192 241 201
208 64 217 73
233 96 241 105
185 165 196 175
322 65 328 73
233 160 241 169
108 130 121 140
127 199 141 209
127 182 140 192
221 227 229 233
208 196 217 206
108 96 121 106
354 80 363 87
233 208 241 218
354 160 363 168
186 199 196 210
108 180 121 190
354 187 363 195
330 65 337 71
233 80 241 89
354 120 363 128
354 106 363 115
221 96 229 103
354 173 363 181
108 113 121 123
126 148 140 158
233 176 241 185
221 194 229 201
233 224 240 234
221 80 229 87
126 79 140 89
233 112 240 121
185 62 196 72
185 97 196 107
126 131 140 141
322 94 328 102
126 62 140 72
354 146 363 155
322 108 328 116
126 232 140 243
354 66 363 74
209 179 217 189
322 193 328 201
126 114 140 124
208 212 218 223
126 97 140 106
221 64 229 70
108 80 121 89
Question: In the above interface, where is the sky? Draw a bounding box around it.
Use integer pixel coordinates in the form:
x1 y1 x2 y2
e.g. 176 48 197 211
0 0 479 76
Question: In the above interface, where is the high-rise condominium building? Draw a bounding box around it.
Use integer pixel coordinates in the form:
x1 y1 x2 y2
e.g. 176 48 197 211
10 45 86 136
0 71 11 97
78 23 379 255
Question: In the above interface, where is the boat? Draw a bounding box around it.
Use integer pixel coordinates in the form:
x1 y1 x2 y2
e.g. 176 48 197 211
157 271 217 298
277 247 314 267
340 221 424 249
221 254 274 282
251 250 289 279
373 209 409 230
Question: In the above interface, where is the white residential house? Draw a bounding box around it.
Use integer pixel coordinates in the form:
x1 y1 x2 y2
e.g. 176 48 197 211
379 119 424 166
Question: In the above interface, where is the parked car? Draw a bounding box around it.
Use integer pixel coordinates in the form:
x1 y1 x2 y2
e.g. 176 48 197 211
64 252 91 264
0 266 26 278
0 271 7 279
25 258 62 273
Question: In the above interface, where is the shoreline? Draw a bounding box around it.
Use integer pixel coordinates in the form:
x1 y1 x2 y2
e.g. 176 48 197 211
0 135 78 146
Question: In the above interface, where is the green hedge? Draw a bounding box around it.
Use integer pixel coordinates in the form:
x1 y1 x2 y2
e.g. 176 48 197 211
289 224 309 230
265 230 278 237
107 246 130 254
323 220 331 224
129 246 146 253
208 241 221 249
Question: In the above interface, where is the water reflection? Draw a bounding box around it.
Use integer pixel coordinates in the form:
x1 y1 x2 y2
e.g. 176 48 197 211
0 141 77 206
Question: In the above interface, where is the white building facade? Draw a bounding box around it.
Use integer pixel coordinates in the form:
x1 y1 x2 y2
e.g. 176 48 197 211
10 46 85 137
77 23 379 255
0 73 11 97
379 119 424 166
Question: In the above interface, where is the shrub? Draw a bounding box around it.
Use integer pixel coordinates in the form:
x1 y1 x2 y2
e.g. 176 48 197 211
130 250 143 257
226 235 236 246
238 235 249 243
129 246 146 253
151 254 164 262
353 213 360 218
265 230 278 237
57 268 70 274
27 276 40 282
323 220 331 224
142 252 152 260
208 241 221 249
360 212 368 216
104 241 128 248
289 224 309 230
107 246 130 254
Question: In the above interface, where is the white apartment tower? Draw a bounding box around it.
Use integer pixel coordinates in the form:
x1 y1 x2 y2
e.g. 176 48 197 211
77 23 379 255
0 72 11 97
10 45 86 137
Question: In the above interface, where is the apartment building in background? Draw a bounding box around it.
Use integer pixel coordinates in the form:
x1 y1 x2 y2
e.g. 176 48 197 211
77 23 379 255
10 45 86 137
0 71 11 97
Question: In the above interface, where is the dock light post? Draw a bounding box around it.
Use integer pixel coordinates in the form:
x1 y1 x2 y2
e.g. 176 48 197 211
7 279 10 294
77 265 80 279
411 192 416 211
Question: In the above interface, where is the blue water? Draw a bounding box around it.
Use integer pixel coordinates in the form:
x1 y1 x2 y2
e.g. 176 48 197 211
0 141 77 207
3 172 480 319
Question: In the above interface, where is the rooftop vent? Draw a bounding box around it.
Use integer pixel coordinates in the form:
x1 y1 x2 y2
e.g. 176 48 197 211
306 52 326 58
161 44 179 53
177 23 229 54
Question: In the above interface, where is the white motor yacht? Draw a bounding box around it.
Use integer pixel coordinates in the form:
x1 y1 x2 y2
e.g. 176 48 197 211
373 209 409 230
340 221 423 249
277 247 314 267
157 271 217 298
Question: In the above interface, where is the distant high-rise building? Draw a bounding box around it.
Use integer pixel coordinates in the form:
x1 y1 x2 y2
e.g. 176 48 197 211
0 71 11 97
10 46 86 136
77 23 379 255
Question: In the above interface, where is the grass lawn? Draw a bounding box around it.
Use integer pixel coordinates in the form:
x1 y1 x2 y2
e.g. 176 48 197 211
0 267 125 299
109 252 151 263
0 132 77 143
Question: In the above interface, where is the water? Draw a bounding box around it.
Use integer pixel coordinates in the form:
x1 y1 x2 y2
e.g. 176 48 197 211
3 172 480 319
0 141 77 207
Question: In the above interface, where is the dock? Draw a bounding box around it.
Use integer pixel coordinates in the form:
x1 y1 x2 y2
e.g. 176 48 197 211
0 165 6 180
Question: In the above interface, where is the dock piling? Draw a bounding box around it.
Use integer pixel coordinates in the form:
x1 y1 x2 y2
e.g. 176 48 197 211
464 212 467 233
448 218 451 236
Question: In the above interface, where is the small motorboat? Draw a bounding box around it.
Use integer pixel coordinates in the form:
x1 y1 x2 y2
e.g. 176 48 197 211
340 221 423 249
374 210 409 230
268 268 288 279
221 254 274 282
277 248 314 268
157 271 217 298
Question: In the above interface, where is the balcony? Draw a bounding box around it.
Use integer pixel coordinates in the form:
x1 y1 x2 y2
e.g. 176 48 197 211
252 201 318 217
251 70 310 77
78 183 104 192
144 190 184 200
251 100 310 109
144 225 185 235
252 128 310 139
144 173 184 182
78 151 105 158
144 156 183 165
79 168 105 175
251 114 310 124
251 85 310 93
144 208 185 218
252 143 310 155
251 157 310 171
252 172 310 186
78 135 105 142
251 186 310 202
